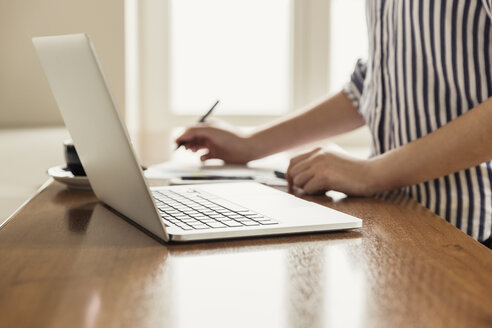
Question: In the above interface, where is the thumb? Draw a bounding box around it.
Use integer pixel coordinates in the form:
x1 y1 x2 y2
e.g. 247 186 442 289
176 126 210 144
200 151 217 162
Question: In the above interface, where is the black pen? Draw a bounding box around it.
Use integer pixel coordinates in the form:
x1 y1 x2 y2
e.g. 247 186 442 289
175 100 220 150
274 170 286 179
181 175 253 181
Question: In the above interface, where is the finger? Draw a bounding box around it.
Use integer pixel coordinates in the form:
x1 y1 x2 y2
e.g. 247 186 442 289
182 137 205 151
288 147 321 170
286 148 321 181
191 145 202 152
184 138 195 150
303 176 327 194
200 148 220 161
190 137 206 151
175 126 213 145
292 170 315 189
175 128 196 144
200 153 213 161
289 157 316 179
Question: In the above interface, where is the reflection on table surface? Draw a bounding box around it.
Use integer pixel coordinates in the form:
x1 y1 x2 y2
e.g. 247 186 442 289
0 181 491 328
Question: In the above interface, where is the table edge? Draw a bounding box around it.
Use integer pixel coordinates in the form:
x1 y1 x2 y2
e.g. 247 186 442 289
0 178 54 231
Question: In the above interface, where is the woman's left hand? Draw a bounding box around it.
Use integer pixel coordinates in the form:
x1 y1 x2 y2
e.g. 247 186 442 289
286 147 380 196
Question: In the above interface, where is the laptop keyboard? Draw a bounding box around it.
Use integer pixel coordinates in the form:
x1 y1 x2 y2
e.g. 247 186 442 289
152 189 278 231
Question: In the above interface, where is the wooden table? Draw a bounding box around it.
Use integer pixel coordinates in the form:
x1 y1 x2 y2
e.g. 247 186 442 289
0 180 491 328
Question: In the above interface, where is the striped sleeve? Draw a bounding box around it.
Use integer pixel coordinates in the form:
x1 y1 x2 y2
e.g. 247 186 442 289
343 59 367 109
483 0 492 19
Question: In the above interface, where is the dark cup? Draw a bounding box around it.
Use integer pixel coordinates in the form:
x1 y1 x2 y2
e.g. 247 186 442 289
64 139 86 176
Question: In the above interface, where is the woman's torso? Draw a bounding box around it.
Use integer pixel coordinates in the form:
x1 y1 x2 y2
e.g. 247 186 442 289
360 0 492 241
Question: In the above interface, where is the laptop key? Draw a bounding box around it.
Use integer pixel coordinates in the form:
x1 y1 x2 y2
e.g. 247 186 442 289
176 224 193 230
190 223 210 230
244 214 264 218
181 218 199 224
236 210 255 214
207 222 227 228
223 220 243 227
188 211 204 215
236 217 254 223
254 217 273 222
258 220 278 225
242 221 261 226
207 198 246 212
162 219 174 227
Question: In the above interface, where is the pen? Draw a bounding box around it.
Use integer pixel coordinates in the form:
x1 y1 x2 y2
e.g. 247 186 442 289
175 100 220 150
181 175 253 181
274 170 286 179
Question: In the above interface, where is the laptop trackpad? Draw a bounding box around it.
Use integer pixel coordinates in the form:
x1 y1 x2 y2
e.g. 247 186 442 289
196 182 361 225
198 182 317 209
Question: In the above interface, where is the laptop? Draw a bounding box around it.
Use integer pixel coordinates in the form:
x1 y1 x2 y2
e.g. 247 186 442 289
32 33 362 242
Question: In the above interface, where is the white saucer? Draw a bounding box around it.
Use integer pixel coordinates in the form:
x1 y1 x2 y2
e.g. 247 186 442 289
47 165 92 190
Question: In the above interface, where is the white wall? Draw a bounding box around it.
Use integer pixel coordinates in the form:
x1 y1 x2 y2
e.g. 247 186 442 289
0 0 124 127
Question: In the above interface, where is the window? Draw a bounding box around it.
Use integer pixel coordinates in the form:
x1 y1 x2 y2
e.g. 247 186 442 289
125 0 330 129
125 0 370 163
329 0 368 93
170 0 291 116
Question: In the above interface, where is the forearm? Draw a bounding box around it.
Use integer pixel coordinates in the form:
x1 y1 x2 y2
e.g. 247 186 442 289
373 97 492 191
247 91 365 159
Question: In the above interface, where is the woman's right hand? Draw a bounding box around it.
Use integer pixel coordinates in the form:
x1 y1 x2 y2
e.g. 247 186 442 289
175 121 258 164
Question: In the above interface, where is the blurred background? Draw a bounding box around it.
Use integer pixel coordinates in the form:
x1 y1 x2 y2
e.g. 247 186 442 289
0 0 369 221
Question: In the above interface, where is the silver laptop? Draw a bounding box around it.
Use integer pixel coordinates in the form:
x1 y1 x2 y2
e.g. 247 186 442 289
32 33 362 242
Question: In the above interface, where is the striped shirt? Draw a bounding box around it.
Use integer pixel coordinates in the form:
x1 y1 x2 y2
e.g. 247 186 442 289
343 0 492 242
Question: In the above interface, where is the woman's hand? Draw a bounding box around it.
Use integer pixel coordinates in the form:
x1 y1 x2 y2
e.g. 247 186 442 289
175 121 257 164
286 147 380 196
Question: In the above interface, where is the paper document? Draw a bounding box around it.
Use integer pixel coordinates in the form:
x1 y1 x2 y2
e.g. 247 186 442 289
145 161 287 186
